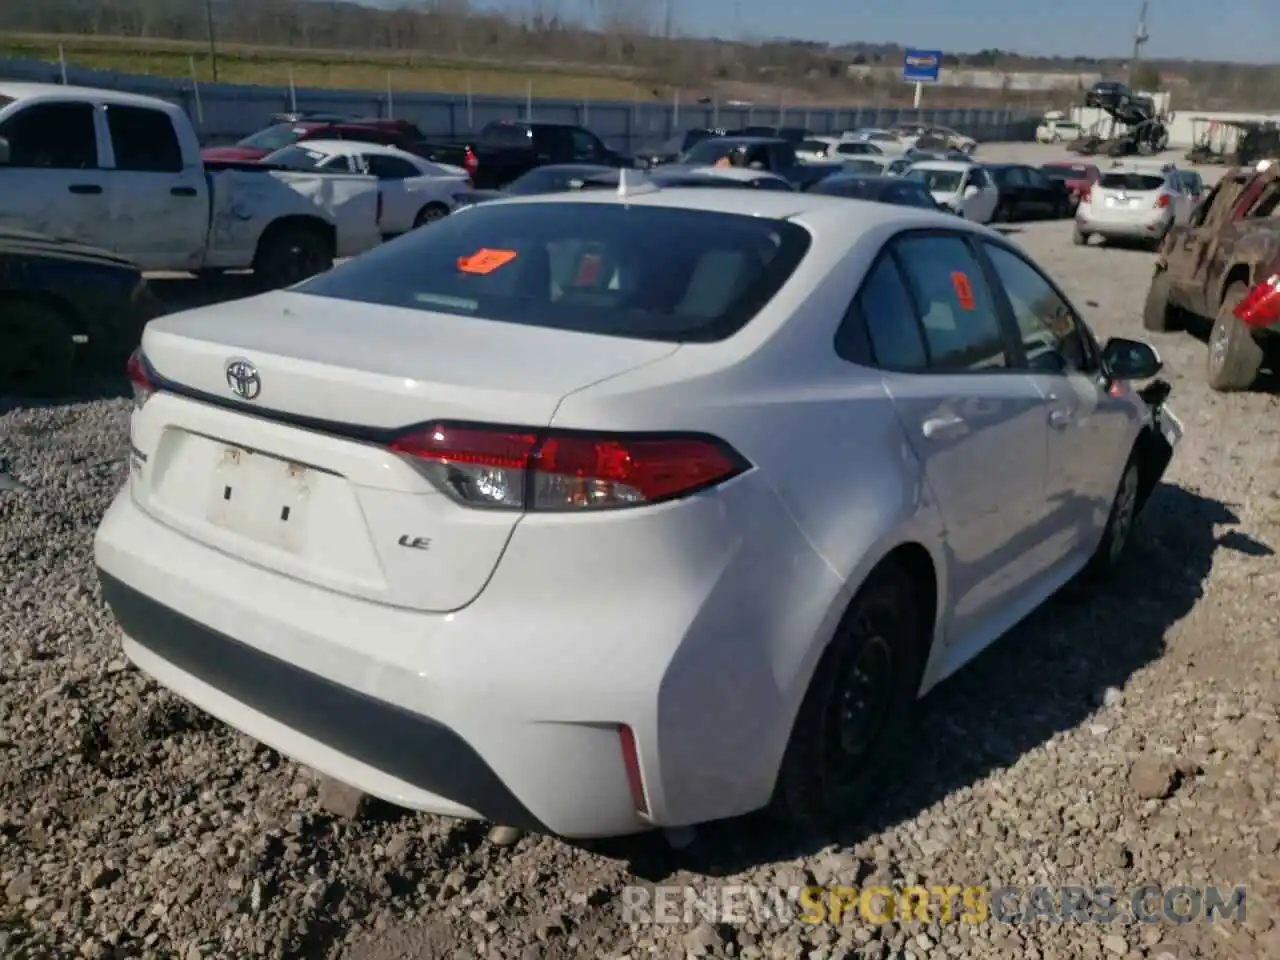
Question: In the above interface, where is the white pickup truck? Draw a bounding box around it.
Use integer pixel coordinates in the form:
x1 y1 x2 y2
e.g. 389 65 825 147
0 83 382 287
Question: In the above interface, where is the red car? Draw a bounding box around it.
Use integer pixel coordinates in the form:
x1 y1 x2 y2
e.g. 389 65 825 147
1040 161 1101 210
201 118 430 163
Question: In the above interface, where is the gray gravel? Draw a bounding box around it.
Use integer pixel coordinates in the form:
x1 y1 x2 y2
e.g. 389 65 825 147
2 146 1278 960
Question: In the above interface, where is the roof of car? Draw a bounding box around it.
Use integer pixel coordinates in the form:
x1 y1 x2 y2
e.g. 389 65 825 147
675 166 788 183
0 81 182 113
906 160 976 172
714 136 788 146
281 140 423 162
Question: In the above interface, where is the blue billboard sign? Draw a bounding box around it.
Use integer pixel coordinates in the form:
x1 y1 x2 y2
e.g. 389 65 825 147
902 48 942 83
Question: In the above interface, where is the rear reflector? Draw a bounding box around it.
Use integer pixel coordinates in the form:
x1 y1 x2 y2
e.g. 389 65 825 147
617 725 649 815
388 422 748 511
1233 275 1280 329
126 348 157 409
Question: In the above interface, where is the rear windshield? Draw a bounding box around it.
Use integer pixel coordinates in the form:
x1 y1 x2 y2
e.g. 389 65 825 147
683 140 745 165
238 123 307 152
843 158 887 175
479 122 531 148
1099 173 1166 191
265 146 326 170
295 202 811 343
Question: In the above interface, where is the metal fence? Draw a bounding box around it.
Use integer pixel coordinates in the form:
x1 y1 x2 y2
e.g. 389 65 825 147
0 54 1044 150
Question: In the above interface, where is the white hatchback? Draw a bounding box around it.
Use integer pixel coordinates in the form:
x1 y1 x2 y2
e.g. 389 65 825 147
1074 163 1196 249
96 177 1182 840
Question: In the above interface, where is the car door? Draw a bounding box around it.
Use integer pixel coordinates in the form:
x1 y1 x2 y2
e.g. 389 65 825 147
978 240 1133 566
363 153 423 234
862 231 1052 645
962 168 999 223
1022 167 1058 215
0 100 112 249
102 102 207 270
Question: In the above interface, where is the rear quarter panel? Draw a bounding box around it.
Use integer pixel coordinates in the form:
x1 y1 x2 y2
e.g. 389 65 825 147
205 169 382 267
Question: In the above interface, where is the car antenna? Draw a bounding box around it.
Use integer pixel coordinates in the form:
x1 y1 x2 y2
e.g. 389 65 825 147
616 167 660 198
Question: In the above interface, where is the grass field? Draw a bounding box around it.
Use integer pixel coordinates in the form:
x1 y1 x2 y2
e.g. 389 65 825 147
1 32 661 101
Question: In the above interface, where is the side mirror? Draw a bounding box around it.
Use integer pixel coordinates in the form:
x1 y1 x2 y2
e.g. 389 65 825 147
0 137 9 165
1102 337 1162 380
963 185 980 199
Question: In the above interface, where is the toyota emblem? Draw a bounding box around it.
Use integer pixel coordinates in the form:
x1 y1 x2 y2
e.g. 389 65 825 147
225 358 261 401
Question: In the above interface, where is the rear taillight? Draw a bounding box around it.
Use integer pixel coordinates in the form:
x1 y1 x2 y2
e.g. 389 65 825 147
463 147 479 175
1080 186 1091 203
126 348 157 409
1233 275 1280 329
1155 194 1170 208
387 422 748 511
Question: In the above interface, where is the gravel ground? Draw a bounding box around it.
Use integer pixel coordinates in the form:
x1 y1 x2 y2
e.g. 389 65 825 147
2 145 1278 960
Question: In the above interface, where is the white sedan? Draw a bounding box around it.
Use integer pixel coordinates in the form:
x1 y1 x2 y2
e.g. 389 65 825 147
263 140 473 236
97 175 1181 840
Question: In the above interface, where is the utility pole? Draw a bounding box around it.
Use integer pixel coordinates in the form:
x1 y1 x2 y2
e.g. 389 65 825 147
1128 0 1149 87
205 0 220 82
662 0 674 39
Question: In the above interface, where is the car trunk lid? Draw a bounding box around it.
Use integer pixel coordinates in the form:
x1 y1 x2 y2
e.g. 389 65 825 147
131 291 680 612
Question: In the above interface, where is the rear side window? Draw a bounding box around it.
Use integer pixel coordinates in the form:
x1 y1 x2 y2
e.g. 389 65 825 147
105 105 183 172
1099 173 1166 191
365 155 420 179
855 256 927 369
893 234 1006 371
296 203 811 343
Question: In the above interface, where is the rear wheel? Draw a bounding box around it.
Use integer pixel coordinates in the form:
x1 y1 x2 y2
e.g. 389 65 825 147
0 299 75 397
1142 269 1178 332
253 224 333 290
1073 226 1091 246
413 202 451 229
1207 282 1264 392
771 560 924 836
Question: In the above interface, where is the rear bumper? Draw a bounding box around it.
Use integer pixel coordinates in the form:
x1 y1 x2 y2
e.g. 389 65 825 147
1076 210 1171 239
94 470 834 838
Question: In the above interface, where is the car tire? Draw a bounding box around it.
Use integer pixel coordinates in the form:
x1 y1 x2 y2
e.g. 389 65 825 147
413 202 451 229
992 198 1012 223
1083 452 1142 582
253 223 334 290
1206 282 1264 392
1142 268 1178 332
771 558 925 837
0 298 75 397
1073 226 1090 246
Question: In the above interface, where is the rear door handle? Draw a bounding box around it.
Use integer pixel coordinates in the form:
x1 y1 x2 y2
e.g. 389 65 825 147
170 186 198 197
68 184 102 195
922 415 967 441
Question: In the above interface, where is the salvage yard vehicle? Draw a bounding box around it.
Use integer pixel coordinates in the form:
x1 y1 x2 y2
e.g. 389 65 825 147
201 117 430 164
983 163 1074 221
0 226 158 395
1143 162 1280 391
418 119 632 191
95 174 1182 840
1041 161 1101 213
1036 111 1083 144
809 173 941 210
262 141 473 236
1073 161 1197 250
633 128 726 169
903 161 999 222
671 136 841 191
0 83 381 288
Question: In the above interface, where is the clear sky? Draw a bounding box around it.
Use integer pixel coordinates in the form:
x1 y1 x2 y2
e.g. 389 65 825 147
463 0 1278 64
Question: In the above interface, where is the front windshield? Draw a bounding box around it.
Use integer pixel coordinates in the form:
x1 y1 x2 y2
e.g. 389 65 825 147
237 123 308 152
505 166 614 195
905 168 963 192
264 145 326 170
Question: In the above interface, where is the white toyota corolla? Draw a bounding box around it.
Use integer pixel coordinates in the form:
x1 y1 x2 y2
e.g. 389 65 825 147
96 173 1183 840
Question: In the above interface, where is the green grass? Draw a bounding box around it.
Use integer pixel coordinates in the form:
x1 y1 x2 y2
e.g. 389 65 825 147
1 32 661 101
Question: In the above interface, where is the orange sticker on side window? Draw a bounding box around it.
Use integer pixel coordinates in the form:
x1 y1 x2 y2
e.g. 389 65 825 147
457 248 517 274
951 271 976 310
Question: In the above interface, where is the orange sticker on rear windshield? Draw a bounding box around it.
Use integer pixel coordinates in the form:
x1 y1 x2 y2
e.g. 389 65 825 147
951 271 976 310
457 248 517 274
